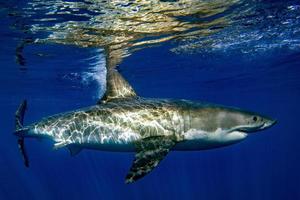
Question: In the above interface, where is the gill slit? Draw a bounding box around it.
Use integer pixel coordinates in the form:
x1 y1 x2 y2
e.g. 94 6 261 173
187 109 191 133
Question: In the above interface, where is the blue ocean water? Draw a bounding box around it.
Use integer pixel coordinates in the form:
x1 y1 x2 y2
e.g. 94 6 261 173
0 0 300 199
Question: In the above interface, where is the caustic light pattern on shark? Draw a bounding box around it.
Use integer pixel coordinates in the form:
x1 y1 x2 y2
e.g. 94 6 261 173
14 50 276 183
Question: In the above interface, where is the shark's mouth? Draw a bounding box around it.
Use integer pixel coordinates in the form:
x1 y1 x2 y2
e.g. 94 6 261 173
230 124 265 134
234 124 264 133
231 120 276 134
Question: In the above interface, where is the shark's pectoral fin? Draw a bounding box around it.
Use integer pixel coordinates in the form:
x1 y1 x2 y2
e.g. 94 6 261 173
67 145 82 156
125 135 181 184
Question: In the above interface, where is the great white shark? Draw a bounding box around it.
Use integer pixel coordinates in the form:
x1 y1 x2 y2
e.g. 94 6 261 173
14 50 276 183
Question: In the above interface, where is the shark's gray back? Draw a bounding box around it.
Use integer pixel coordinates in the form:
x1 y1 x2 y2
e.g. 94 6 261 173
31 98 196 150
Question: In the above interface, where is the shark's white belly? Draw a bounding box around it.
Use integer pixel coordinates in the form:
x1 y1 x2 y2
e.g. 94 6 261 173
174 128 248 150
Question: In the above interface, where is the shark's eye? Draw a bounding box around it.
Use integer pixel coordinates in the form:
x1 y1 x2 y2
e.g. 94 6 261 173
253 116 257 121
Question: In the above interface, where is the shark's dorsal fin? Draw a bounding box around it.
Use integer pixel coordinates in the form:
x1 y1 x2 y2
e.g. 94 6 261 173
98 48 136 104
101 68 136 102
125 135 182 184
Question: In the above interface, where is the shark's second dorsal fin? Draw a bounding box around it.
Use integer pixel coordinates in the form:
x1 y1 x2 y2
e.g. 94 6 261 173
98 48 136 104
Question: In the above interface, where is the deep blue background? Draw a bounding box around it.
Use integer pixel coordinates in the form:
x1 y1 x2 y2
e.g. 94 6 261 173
1 1 300 200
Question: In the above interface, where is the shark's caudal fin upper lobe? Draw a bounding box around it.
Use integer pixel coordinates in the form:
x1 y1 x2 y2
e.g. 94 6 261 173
15 100 29 167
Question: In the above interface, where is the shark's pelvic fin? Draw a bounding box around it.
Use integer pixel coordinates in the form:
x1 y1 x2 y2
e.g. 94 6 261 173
53 140 70 150
125 135 181 184
98 48 136 104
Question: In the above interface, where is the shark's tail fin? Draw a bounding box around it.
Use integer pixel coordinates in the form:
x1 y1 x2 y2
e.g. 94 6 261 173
15 100 29 167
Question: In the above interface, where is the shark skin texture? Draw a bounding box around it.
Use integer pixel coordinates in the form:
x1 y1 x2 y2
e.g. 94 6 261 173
14 49 276 183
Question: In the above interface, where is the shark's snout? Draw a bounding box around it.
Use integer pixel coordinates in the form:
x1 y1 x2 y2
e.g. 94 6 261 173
261 119 277 130
246 117 277 133
231 114 277 134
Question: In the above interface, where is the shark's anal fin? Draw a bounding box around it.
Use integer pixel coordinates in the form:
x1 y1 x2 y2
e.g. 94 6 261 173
67 145 82 156
54 142 82 156
125 135 181 184
97 48 137 104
